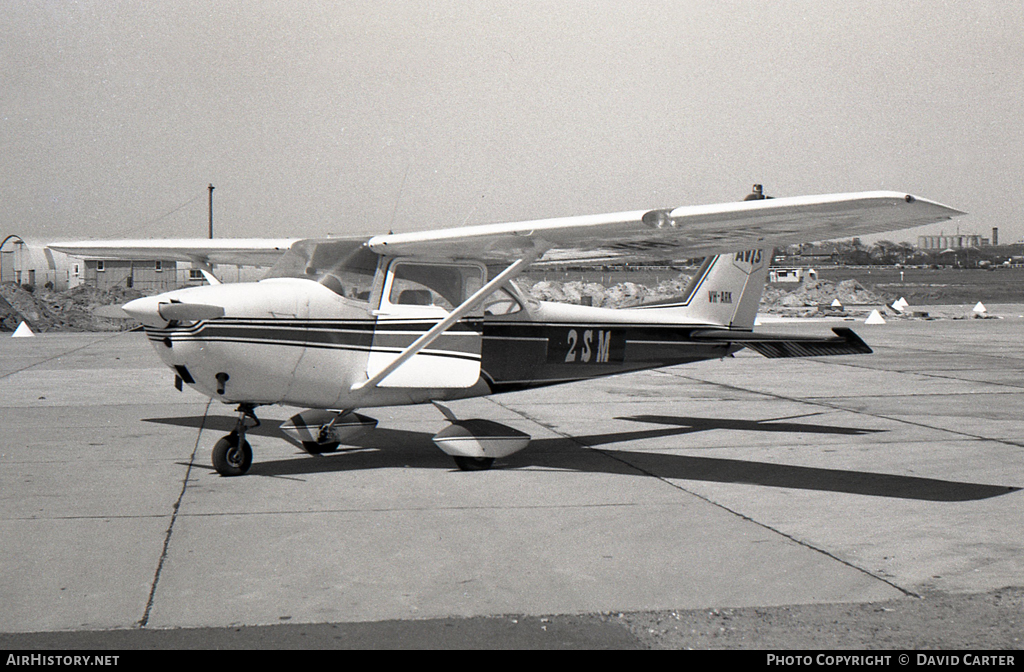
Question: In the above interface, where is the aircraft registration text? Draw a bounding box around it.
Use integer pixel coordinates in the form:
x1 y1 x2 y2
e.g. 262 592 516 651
551 328 620 364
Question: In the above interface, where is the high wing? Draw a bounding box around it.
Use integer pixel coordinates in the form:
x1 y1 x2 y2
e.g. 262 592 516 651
48 192 961 268
47 238 300 267
368 191 963 263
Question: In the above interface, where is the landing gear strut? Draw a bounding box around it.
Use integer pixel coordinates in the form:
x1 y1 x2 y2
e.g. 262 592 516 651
302 413 342 454
212 404 259 476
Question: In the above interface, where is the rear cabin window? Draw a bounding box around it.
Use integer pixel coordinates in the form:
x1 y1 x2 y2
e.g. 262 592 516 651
482 288 523 315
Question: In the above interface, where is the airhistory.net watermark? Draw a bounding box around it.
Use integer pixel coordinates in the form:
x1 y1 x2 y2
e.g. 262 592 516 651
6 655 119 667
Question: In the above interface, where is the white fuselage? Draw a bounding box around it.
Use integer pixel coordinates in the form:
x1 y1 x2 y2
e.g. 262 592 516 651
127 278 491 409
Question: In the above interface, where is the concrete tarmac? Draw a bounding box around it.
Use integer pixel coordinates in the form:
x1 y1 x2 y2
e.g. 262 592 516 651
1 309 1022 647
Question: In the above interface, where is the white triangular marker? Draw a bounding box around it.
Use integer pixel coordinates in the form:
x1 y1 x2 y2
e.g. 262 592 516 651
973 302 987 315
831 298 843 308
12 321 34 338
894 297 909 310
865 310 886 324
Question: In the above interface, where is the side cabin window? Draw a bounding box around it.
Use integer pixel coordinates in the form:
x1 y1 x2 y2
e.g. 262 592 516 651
383 261 484 314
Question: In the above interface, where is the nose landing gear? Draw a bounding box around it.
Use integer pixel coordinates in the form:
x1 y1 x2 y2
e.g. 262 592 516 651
211 404 259 476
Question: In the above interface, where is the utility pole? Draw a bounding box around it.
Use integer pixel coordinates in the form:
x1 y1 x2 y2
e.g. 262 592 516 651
208 184 214 239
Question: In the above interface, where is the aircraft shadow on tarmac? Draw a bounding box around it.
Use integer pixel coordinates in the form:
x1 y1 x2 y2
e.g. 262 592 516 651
145 414 1019 502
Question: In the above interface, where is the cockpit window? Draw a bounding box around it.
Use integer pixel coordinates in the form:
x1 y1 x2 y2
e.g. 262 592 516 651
264 239 379 302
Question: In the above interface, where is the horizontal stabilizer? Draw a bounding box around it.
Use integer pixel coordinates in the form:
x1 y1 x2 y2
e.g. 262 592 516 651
691 327 872 358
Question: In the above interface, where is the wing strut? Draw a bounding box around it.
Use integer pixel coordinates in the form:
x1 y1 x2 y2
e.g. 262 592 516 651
350 253 537 394
186 255 222 285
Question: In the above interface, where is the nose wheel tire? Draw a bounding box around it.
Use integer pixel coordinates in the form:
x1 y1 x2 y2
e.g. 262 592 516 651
212 433 253 476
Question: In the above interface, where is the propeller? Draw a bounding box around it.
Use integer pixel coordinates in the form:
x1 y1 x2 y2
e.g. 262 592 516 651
121 295 224 326
157 301 225 322
93 304 131 319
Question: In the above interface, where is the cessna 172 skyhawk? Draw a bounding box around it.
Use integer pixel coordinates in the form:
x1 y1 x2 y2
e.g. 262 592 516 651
51 190 963 475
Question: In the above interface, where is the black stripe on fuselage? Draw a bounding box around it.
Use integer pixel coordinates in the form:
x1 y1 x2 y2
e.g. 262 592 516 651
146 318 481 360
146 318 735 388
480 321 737 387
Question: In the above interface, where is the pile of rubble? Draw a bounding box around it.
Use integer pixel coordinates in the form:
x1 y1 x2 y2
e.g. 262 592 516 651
522 276 691 308
0 283 145 333
518 275 885 314
760 279 884 316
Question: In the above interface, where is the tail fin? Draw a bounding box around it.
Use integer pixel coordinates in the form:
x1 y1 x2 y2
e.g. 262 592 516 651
637 248 771 329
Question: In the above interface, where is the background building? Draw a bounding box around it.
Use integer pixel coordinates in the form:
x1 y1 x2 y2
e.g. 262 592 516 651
917 232 994 250
1 236 81 290
2 236 265 292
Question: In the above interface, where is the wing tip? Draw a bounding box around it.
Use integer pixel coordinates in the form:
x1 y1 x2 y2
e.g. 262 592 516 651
902 193 967 217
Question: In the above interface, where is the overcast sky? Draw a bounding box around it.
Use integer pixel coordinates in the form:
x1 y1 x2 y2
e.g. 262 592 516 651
3 1 1022 244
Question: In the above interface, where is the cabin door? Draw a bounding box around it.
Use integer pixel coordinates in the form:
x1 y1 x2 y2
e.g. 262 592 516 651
367 260 485 388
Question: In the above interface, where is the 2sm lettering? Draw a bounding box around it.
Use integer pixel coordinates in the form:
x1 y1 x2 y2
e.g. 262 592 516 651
564 329 612 364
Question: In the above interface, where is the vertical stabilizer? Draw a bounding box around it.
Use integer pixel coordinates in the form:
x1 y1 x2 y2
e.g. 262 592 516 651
636 248 771 329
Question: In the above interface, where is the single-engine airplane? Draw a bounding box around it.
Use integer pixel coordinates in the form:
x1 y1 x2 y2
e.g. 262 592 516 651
51 189 963 475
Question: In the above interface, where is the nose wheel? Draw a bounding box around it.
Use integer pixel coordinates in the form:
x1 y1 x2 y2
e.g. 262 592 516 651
212 404 259 476
212 432 252 476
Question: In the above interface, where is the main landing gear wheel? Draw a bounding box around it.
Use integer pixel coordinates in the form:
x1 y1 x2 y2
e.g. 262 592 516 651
453 456 495 471
212 432 253 476
301 440 340 455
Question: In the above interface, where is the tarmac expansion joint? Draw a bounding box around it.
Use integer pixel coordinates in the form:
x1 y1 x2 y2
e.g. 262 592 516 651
137 398 213 628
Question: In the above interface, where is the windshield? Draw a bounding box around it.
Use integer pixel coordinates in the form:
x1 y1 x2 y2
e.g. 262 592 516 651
264 239 379 302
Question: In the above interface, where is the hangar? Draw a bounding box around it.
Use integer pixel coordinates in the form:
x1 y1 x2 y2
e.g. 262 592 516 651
1 235 262 292
0 235 81 290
